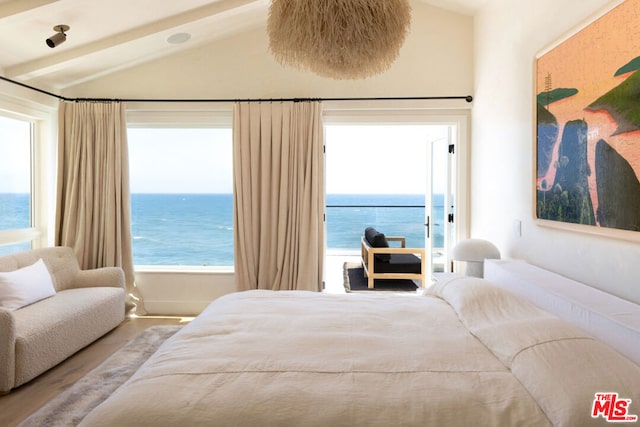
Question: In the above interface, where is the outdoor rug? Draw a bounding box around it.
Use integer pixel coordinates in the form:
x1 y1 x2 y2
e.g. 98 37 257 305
19 325 182 427
343 262 419 292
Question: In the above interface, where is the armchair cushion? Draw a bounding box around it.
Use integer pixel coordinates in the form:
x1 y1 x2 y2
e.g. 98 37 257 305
364 227 390 262
373 253 422 274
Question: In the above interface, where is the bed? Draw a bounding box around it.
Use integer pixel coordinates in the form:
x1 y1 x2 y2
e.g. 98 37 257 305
79 262 640 427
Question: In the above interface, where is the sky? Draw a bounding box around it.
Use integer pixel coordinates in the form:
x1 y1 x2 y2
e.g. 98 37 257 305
325 124 451 195
128 128 233 193
0 116 31 193
129 124 452 195
1 120 453 195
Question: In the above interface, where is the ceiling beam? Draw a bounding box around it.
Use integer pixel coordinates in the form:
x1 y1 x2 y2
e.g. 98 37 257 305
0 0 61 19
5 0 260 80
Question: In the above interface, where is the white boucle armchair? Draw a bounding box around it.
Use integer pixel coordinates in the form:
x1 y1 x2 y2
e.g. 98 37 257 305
0 246 125 393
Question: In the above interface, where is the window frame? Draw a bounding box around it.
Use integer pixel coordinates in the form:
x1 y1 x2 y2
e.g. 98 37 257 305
0 100 54 252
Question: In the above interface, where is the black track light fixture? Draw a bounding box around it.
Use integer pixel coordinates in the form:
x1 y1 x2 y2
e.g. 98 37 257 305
46 25 69 48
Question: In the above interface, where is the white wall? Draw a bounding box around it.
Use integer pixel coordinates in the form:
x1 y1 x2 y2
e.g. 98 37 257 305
472 0 640 303
135 268 235 315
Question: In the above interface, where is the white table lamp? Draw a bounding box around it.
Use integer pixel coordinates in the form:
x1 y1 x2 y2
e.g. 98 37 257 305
451 239 500 278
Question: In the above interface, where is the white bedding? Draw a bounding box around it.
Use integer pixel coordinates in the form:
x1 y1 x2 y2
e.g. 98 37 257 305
80 278 640 427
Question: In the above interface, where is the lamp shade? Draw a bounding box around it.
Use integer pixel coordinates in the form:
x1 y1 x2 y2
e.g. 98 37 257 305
451 239 500 278
451 239 500 262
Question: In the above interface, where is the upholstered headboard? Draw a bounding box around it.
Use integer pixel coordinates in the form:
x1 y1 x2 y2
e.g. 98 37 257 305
484 259 640 366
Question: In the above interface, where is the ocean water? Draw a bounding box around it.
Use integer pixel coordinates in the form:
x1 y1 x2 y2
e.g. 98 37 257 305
0 193 31 255
0 193 30 229
1 193 445 265
326 193 444 250
131 193 234 266
131 193 445 265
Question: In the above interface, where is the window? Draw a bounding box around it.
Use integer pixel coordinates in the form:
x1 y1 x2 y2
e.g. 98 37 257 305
0 115 33 255
127 127 234 267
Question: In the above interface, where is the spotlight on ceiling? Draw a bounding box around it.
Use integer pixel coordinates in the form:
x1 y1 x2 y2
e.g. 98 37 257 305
167 32 191 45
46 25 69 48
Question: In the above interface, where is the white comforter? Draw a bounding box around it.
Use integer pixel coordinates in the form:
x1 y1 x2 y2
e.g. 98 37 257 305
80 277 640 427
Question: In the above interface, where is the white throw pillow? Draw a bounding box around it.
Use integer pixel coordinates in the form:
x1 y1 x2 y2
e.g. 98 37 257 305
0 259 56 310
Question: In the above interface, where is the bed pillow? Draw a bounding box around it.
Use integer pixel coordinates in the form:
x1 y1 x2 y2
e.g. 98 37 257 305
422 274 469 297
0 259 56 310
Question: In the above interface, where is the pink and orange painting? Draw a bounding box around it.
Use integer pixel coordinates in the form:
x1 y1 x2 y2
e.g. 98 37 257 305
536 0 640 232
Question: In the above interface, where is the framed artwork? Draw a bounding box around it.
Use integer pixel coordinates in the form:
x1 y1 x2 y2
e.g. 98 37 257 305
535 0 640 235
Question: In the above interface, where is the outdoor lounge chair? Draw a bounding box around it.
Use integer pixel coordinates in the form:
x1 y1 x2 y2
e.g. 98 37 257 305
360 227 426 289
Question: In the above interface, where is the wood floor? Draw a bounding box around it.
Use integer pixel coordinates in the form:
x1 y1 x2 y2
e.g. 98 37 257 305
0 316 191 427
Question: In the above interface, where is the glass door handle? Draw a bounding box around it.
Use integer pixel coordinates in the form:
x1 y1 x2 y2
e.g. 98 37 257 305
424 216 430 238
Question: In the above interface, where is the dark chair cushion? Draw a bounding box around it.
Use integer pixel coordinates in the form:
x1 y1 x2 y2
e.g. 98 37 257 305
364 227 388 247
373 253 422 274
364 227 390 262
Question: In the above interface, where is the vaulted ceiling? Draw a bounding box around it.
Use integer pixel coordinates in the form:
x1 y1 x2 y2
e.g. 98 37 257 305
0 0 486 92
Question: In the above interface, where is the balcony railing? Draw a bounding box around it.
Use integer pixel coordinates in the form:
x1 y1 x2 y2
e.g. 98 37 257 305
325 202 447 272
325 204 433 250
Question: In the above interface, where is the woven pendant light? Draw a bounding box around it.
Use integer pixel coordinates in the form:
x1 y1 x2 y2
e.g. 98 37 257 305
267 0 411 80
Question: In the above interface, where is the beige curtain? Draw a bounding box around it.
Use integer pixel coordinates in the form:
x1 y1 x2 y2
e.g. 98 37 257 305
55 101 145 315
233 101 324 291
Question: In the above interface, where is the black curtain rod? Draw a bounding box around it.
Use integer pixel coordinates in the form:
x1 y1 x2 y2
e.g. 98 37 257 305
0 75 473 103
113 95 474 103
0 75 73 101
